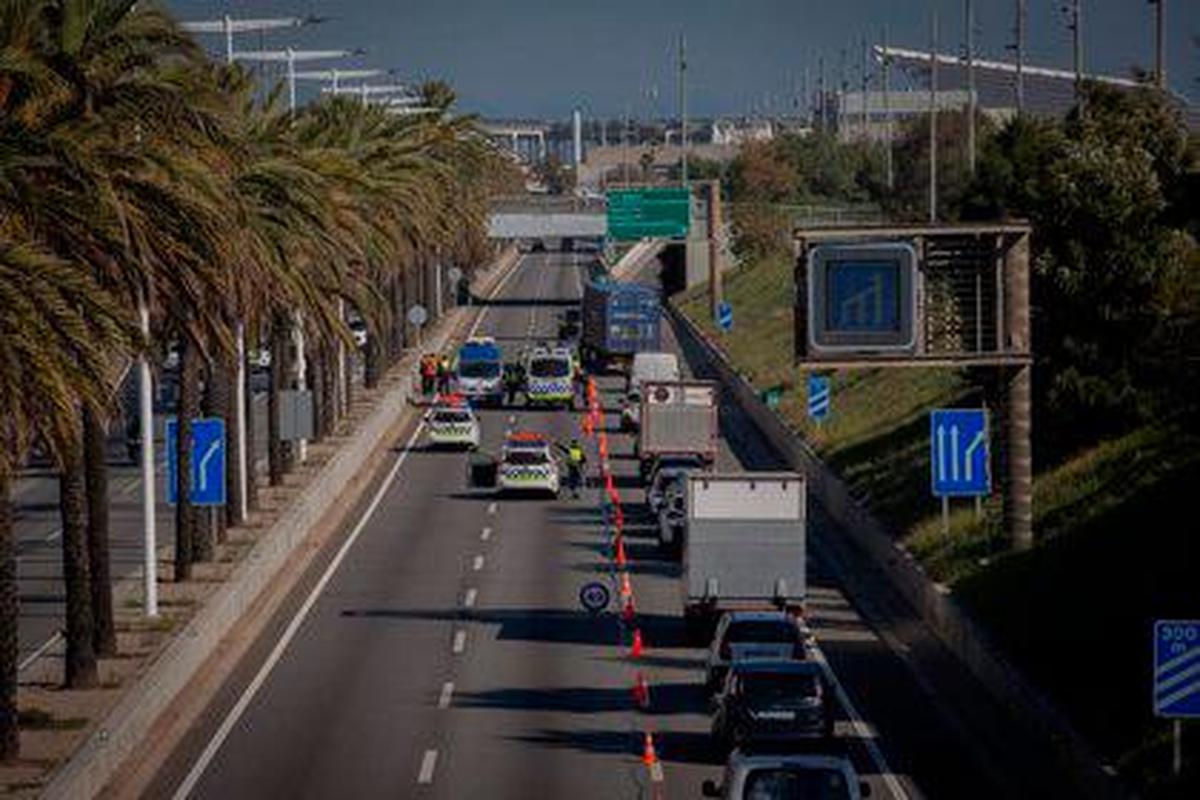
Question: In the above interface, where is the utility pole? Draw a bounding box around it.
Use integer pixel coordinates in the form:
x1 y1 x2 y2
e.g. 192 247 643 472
930 10 939 224
818 55 827 134
1015 0 1026 114
1068 0 1083 109
802 63 811 126
679 32 688 186
1152 0 1166 90
966 0 977 174
883 28 893 190
861 35 870 142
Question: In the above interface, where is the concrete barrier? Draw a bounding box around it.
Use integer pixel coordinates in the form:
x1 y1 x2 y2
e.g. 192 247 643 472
43 247 522 799
666 301 1127 800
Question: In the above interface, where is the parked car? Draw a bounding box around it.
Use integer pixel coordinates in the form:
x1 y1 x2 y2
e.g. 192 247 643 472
702 751 870 799
707 611 814 692
711 661 835 753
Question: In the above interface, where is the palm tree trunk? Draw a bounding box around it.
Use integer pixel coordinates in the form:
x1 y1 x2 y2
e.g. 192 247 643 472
268 313 287 484
320 342 336 437
174 336 198 581
244 329 259 511
309 343 325 443
82 408 115 658
60 430 97 688
388 276 402 363
224 342 244 529
0 467 19 759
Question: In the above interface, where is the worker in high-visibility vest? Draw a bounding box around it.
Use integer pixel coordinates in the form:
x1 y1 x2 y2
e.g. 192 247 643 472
560 438 587 499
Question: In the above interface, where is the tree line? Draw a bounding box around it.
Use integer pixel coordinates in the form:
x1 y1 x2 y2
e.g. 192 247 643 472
716 83 1199 465
0 0 519 759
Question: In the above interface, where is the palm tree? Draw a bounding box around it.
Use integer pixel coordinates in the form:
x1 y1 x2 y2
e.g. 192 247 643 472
0 240 135 753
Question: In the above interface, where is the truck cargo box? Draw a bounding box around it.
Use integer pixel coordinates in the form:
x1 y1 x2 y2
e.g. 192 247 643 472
581 279 661 363
638 380 719 465
683 473 806 625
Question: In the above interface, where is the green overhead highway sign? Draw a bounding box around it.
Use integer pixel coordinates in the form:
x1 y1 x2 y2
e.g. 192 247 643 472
606 187 690 241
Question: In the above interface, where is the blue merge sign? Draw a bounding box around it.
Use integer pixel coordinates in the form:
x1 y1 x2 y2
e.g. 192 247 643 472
579 581 611 615
930 409 990 497
1154 620 1200 718
716 301 733 332
807 375 830 422
827 261 900 333
166 417 226 506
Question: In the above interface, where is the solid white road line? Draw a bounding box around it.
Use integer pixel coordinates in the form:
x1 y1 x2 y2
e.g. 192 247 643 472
471 555 484 572
438 681 455 709
417 749 438 784
175 255 523 799
810 646 911 800
463 588 477 609
452 630 467 654
480 527 492 541
171 419 427 800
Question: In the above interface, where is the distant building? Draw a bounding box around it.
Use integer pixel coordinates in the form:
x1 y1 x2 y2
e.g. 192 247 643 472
820 46 1199 141
710 118 775 146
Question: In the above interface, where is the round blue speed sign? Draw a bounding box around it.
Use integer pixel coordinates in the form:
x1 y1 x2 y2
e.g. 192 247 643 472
578 581 611 615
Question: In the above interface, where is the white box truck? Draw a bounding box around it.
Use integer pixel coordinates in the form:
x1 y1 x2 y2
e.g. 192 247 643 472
682 473 807 641
636 380 719 478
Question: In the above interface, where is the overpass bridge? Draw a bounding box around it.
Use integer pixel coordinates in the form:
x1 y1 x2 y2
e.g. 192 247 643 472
487 195 606 239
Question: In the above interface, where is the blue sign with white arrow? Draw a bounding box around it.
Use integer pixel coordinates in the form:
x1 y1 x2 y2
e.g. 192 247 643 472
930 409 989 497
716 301 733 332
166 417 226 506
1154 620 1200 718
807 374 830 423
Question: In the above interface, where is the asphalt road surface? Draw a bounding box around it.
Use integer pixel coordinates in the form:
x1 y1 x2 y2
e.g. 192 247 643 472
150 252 1078 799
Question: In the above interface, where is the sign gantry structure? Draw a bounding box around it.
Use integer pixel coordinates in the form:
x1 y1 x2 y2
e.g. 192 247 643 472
792 223 1032 548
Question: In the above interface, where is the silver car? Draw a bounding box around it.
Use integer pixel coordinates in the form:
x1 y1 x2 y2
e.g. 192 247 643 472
706 611 814 693
703 751 871 799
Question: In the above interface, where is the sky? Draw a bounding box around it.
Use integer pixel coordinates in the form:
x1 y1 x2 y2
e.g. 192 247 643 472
163 1 1198 119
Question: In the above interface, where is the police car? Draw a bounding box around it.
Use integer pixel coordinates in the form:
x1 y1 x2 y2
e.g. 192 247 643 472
498 432 560 496
426 397 481 450
524 346 576 409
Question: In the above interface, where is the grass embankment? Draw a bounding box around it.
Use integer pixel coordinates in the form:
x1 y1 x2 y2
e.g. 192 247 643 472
678 255 1199 796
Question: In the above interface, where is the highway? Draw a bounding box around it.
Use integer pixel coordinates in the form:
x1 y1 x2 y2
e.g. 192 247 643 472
149 252 1076 799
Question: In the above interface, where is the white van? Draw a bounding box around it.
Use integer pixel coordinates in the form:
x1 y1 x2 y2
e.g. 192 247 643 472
623 352 681 431
629 352 680 393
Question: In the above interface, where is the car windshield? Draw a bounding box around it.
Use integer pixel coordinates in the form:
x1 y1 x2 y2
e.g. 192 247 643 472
433 411 471 424
727 621 798 645
530 358 571 378
459 361 500 379
505 450 549 466
740 671 821 706
743 766 851 800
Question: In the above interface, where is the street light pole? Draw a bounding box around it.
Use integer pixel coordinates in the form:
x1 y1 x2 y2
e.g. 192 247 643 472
883 29 893 190
966 0 976 174
137 292 157 618
930 10 939 224
679 32 688 187
1015 0 1026 114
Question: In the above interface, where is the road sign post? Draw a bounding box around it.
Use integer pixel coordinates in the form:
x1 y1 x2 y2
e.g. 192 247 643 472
165 417 226 506
1155 619 1200 776
807 375 831 423
716 301 733 332
408 304 428 348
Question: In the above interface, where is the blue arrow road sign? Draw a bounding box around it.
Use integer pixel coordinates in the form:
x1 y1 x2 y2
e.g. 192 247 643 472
930 409 990 497
807 375 830 422
166 417 226 506
1155 620 1200 718
716 301 733 332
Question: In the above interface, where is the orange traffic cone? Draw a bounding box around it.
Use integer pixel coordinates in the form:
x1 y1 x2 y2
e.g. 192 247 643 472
622 594 636 622
615 536 627 567
614 506 625 531
632 672 650 709
641 731 658 766
630 628 644 658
